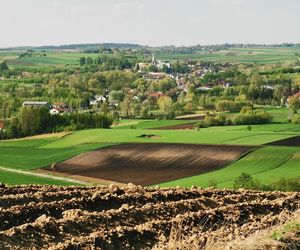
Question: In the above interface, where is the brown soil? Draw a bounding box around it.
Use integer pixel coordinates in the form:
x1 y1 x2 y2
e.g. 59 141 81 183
44 143 254 186
265 135 300 147
175 114 206 120
0 185 298 249
152 123 196 130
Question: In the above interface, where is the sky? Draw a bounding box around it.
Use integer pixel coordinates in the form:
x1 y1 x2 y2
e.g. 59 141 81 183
0 0 299 48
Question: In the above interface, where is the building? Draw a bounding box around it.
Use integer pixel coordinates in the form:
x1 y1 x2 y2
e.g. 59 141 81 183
22 101 51 109
152 54 171 70
50 108 60 115
148 91 164 99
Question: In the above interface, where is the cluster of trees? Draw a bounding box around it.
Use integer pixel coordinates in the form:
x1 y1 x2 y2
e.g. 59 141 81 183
215 99 252 112
232 173 300 192
196 107 272 128
0 107 112 139
79 55 136 70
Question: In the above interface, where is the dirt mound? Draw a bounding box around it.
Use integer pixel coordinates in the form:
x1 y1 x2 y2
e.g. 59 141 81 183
46 143 254 185
0 185 299 249
265 135 300 146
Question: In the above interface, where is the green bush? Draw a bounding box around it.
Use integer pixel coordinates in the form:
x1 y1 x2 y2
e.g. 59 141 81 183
215 100 252 112
234 110 272 125
271 177 300 192
291 114 300 124
233 173 300 192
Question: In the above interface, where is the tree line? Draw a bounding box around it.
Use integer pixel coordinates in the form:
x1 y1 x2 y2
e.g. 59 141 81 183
0 107 112 139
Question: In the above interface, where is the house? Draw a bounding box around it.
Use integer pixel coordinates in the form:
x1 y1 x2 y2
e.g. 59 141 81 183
287 92 300 102
22 101 51 109
137 63 151 71
50 108 60 115
197 86 213 91
146 72 167 80
53 102 68 109
148 91 164 99
132 96 140 101
90 95 108 106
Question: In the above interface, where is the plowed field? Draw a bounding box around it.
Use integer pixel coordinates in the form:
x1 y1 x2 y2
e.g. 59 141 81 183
47 143 254 185
266 135 300 147
0 185 299 249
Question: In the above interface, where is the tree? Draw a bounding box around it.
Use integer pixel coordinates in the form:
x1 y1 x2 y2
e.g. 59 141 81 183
0 61 9 71
233 173 255 189
86 57 93 65
288 95 300 113
79 57 86 66
157 96 173 119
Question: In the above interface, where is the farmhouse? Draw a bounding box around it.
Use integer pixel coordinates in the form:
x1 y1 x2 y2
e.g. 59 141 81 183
148 91 164 99
50 108 60 115
22 101 51 109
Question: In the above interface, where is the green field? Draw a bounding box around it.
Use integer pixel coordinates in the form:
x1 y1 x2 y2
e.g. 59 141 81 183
42 127 297 148
159 146 300 188
156 47 300 64
0 121 299 186
0 51 121 68
113 119 196 129
0 169 77 186
1 46 300 67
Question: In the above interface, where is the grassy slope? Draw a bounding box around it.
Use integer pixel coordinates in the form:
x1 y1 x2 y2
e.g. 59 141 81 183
159 146 300 188
44 126 297 148
113 119 195 129
0 169 77 186
0 134 113 185
0 122 299 186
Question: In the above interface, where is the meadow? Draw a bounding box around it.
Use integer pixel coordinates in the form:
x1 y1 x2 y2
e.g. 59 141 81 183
156 47 300 64
0 121 299 186
159 146 300 188
1 46 300 68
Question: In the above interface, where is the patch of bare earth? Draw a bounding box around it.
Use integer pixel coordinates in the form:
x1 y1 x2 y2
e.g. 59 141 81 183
265 136 300 147
45 143 254 185
0 185 298 249
151 123 196 130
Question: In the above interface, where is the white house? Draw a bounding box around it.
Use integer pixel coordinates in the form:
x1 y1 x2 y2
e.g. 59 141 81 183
50 108 60 115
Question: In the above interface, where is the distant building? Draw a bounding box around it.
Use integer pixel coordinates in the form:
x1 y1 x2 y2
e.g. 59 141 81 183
148 91 164 99
22 101 51 109
152 54 171 69
146 72 167 80
90 95 108 106
50 108 60 115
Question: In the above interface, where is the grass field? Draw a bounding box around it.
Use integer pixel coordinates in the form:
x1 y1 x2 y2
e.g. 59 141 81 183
156 47 300 64
1 46 300 67
0 121 299 186
0 51 121 68
42 127 297 148
159 146 300 188
113 119 197 129
0 169 77 186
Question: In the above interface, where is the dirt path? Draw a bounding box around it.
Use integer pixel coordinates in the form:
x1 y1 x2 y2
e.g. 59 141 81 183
0 166 88 185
